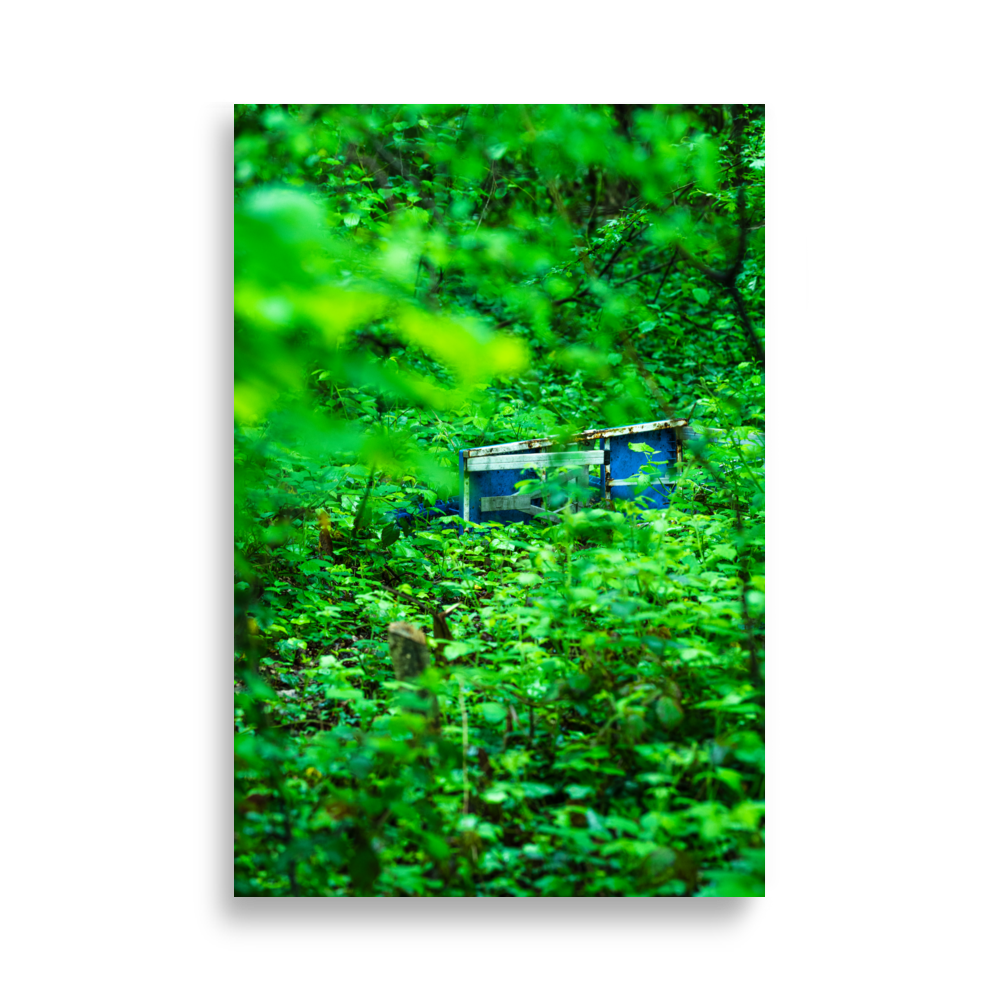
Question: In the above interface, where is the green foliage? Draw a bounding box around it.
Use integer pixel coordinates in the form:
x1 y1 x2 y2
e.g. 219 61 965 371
234 104 764 896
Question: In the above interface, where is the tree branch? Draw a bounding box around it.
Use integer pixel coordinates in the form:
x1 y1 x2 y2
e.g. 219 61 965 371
672 105 764 368
596 220 643 280
728 284 765 366
650 249 679 304
615 255 673 287
673 242 730 284
370 137 408 179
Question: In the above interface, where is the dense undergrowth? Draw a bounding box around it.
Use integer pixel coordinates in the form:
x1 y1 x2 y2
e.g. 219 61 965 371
234 104 764 896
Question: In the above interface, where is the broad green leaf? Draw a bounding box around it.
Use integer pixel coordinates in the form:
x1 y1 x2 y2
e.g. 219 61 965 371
481 702 506 724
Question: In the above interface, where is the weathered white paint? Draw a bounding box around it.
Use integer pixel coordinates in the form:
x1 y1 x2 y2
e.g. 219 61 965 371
607 477 672 487
463 418 687 458
465 450 605 472
480 493 535 512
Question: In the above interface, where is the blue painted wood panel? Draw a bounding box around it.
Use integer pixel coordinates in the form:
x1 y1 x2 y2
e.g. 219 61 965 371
607 425 677 510
461 446 545 525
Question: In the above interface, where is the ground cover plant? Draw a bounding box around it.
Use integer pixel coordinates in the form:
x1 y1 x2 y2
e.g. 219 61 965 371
234 104 764 896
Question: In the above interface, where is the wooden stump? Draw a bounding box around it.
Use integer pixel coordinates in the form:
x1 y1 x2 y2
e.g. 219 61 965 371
387 622 438 723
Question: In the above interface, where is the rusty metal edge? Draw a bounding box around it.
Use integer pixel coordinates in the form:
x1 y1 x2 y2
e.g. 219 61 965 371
463 436 555 458
464 418 688 457
579 418 688 441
